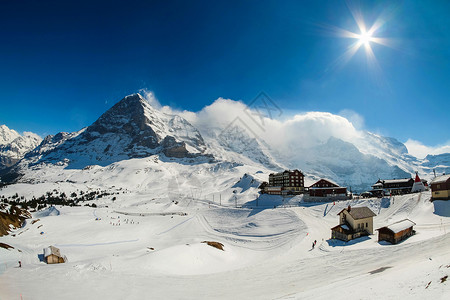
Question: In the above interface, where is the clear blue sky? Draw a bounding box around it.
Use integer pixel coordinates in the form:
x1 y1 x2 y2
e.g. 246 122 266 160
0 0 449 146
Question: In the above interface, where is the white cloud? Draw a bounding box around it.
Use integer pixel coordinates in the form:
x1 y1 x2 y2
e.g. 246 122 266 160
404 139 450 159
174 98 363 153
140 89 162 109
338 109 365 130
138 90 450 162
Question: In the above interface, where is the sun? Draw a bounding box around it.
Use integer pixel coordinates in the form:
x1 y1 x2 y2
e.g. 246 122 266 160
322 2 394 78
357 30 373 46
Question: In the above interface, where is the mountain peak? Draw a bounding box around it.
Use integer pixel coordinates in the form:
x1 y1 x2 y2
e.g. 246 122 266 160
0 124 20 145
120 93 147 106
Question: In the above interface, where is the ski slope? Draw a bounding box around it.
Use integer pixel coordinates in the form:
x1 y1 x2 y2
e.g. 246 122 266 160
1 191 449 299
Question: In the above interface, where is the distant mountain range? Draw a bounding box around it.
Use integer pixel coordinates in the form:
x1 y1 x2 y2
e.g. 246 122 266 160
1 94 448 192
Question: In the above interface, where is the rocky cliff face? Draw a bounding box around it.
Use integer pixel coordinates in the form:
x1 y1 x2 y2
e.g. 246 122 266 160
15 94 209 170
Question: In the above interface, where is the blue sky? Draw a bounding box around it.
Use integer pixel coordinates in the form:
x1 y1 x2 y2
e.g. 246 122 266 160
0 0 449 151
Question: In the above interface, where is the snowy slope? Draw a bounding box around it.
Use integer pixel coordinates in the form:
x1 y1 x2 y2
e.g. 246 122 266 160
1 190 449 299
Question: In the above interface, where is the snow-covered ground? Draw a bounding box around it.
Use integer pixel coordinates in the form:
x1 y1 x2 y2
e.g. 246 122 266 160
1 189 449 299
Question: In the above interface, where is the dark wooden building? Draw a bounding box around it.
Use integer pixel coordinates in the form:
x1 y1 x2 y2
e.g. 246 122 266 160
430 174 450 200
266 169 305 195
377 219 416 244
309 179 347 198
371 178 414 196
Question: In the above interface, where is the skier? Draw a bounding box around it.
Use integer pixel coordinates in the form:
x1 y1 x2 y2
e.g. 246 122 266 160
314 240 317 246
18 261 21 268
312 242 315 249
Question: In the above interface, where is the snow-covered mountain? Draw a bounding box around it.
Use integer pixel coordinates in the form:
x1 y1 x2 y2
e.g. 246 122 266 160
0 125 42 170
1 93 448 192
19 94 210 170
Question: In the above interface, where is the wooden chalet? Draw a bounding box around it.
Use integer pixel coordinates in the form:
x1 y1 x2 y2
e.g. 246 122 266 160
309 179 347 198
331 206 376 241
44 246 67 264
377 219 416 244
430 174 450 200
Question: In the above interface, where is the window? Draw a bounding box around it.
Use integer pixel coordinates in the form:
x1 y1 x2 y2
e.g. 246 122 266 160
366 223 368 227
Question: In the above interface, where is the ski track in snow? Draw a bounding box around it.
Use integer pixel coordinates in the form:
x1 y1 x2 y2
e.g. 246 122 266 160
55 239 139 247
1 191 449 299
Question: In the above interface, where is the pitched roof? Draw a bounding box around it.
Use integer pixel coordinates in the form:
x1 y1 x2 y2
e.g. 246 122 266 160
377 219 416 234
310 178 340 188
414 173 421 183
431 174 450 184
381 178 413 184
338 206 376 219
331 224 353 234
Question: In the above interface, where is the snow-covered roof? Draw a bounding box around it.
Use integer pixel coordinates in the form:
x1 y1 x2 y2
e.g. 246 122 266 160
431 174 450 184
381 178 413 184
341 224 350 231
44 246 61 258
378 219 416 234
338 207 376 220
310 178 340 188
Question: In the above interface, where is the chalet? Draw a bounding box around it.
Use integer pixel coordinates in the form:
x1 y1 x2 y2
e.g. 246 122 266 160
430 174 450 200
377 219 416 244
43 246 67 264
266 169 305 195
309 179 347 199
371 178 414 196
331 206 376 241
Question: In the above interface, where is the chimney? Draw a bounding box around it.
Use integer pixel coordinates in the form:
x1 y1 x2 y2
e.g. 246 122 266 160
347 205 351 212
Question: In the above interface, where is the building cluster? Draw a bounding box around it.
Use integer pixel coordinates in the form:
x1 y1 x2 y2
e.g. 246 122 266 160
331 205 416 245
262 169 449 202
368 172 428 197
261 169 348 199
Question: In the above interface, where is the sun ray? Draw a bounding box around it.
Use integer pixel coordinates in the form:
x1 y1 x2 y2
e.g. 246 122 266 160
345 0 366 33
327 41 362 73
364 43 390 90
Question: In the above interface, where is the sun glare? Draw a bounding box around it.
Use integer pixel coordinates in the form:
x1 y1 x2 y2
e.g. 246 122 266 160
322 1 395 86
358 30 373 46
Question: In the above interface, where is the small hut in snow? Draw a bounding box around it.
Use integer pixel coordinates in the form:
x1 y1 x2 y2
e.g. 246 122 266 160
44 246 67 264
411 172 426 193
377 219 416 244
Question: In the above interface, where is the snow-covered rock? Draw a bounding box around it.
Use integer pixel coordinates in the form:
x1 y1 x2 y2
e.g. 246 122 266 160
0 125 42 170
13 94 210 170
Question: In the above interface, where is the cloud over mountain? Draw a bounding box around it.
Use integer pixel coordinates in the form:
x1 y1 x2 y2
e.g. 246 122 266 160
405 139 450 159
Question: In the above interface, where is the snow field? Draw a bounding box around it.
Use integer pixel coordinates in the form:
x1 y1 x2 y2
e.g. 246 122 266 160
0 190 449 299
